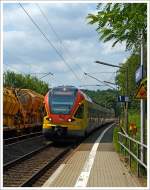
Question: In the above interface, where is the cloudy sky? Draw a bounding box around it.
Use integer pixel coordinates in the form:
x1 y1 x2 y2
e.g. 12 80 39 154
3 3 131 90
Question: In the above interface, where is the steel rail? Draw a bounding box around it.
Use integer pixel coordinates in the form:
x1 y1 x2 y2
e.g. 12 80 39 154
4 132 42 145
21 146 72 187
4 142 52 171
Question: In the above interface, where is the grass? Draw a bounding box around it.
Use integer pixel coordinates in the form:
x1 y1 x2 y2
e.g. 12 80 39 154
119 110 141 140
114 109 147 177
128 110 140 140
113 126 120 152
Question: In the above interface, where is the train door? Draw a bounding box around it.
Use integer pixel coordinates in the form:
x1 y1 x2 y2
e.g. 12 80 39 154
73 102 85 131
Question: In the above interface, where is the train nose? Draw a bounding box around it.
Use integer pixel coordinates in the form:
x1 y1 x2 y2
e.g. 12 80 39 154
53 126 67 136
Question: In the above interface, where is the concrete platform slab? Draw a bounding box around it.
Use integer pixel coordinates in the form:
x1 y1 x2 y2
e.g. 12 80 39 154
43 124 141 187
43 151 89 187
87 151 140 187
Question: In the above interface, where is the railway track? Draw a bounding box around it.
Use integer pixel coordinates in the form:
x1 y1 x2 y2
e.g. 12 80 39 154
3 134 46 164
4 142 52 170
3 123 113 187
31 123 114 187
3 142 73 187
4 131 42 145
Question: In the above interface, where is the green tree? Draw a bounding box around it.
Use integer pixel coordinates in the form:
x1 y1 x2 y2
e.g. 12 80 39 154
3 71 49 95
116 54 139 96
115 53 141 110
87 3 147 51
83 89 120 116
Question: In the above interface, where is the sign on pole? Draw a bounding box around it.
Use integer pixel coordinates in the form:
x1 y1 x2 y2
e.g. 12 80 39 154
135 65 143 84
135 78 147 99
118 96 129 102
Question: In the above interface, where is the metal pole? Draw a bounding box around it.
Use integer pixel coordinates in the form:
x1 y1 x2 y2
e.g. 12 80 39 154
124 67 128 135
95 61 129 134
140 34 144 162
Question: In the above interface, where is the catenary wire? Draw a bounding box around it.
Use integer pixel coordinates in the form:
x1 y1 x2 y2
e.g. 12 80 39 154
35 3 85 74
18 3 81 83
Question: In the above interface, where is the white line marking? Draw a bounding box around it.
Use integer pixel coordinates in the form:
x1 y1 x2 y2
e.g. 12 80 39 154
42 164 65 187
74 123 114 187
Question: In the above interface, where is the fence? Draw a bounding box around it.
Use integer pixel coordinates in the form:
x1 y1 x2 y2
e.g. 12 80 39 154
118 131 147 177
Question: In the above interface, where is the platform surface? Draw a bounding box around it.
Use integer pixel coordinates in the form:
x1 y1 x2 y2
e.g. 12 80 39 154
43 125 141 187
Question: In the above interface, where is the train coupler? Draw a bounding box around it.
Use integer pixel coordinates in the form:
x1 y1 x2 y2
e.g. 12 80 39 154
53 126 67 136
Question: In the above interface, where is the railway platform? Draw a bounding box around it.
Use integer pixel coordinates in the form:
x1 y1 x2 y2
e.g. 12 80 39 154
43 124 141 187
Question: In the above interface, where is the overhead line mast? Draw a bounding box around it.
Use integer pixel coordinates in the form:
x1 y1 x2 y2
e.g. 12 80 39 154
19 3 81 83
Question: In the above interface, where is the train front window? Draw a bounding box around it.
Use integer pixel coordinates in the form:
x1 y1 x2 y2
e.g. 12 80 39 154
50 88 77 114
74 104 84 119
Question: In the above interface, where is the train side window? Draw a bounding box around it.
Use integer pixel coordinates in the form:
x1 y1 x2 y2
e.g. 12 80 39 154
74 104 84 119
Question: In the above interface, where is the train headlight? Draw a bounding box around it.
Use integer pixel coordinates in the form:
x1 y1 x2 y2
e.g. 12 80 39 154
46 117 52 122
68 118 72 122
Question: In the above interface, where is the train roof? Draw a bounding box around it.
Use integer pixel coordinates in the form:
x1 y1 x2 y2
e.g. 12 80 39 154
80 90 114 113
49 86 114 113
53 85 77 90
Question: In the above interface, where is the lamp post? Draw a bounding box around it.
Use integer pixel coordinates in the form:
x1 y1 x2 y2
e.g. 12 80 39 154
95 60 129 134
140 34 145 162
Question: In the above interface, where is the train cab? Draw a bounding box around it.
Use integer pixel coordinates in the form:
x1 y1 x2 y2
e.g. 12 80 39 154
43 86 86 140
43 86 114 141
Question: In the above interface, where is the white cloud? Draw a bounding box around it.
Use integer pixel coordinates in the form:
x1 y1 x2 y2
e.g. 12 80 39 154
101 40 127 55
3 3 130 90
122 57 128 63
